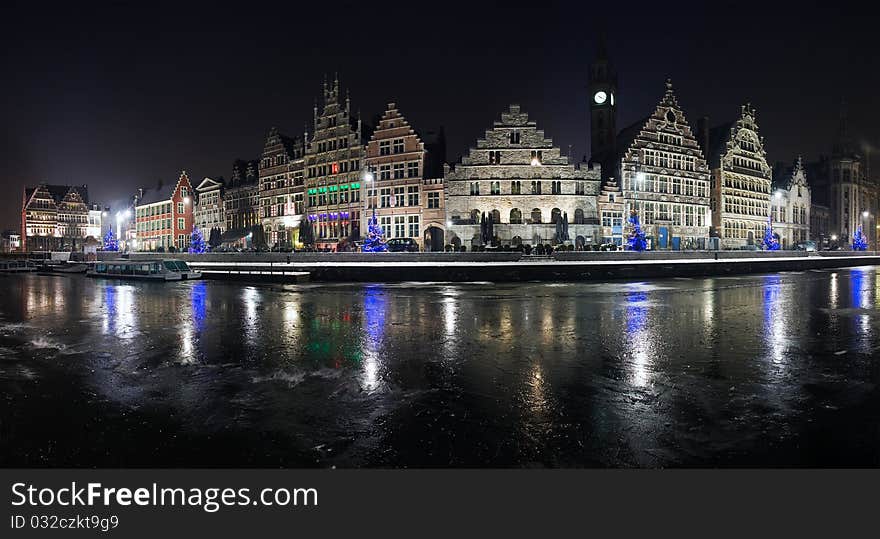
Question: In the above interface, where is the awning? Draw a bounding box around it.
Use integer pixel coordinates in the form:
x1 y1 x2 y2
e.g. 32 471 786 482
220 227 250 243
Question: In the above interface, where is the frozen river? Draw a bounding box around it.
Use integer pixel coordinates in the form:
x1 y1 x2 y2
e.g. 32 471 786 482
1 267 879 467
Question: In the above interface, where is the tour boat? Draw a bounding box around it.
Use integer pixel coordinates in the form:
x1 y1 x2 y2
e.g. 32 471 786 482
0 260 38 273
86 259 202 281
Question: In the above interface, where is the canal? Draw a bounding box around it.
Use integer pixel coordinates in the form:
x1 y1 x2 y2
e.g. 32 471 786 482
1 267 879 467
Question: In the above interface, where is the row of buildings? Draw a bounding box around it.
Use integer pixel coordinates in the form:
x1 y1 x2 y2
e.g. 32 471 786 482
18 45 878 252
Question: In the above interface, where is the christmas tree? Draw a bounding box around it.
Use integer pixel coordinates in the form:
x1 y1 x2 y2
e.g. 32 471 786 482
853 224 868 251
627 210 647 251
103 226 118 251
189 227 206 253
762 216 779 250
362 209 388 252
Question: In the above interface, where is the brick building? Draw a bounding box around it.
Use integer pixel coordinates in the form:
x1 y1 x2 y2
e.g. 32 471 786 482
364 103 447 250
222 159 260 246
21 184 94 251
259 127 305 248
304 77 366 250
134 171 194 251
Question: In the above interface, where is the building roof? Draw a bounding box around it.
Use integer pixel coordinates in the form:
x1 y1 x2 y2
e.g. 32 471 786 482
25 184 90 206
136 172 191 206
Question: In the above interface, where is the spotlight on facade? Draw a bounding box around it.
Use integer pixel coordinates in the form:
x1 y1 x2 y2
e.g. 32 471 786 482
831 234 838 241
775 191 783 199
363 171 374 183
863 211 870 218
446 221 453 228
530 157 541 167
184 197 191 204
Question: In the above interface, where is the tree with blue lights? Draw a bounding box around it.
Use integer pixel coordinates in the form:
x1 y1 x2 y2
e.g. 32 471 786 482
103 226 118 251
853 224 868 251
189 227 206 253
362 209 388 252
627 209 647 251
762 216 779 251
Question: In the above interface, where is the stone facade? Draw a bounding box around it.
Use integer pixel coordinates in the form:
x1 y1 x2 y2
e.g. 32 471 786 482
259 127 305 248
772 157 811 248
446 104 601 248
807 105 879 246
617 81 711 249
364 103 446 250
134 171 194 251
596 178 626 245
304 77 365 250
705 104 773 249
21 184 93 251
193 177 225 235
224 160 260 234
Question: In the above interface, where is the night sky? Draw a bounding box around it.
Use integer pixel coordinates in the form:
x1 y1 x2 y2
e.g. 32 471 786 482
3 0 878 230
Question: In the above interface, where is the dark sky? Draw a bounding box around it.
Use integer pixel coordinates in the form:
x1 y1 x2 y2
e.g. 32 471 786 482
3 0 879 230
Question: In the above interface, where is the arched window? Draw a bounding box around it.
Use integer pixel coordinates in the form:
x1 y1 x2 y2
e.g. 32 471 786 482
491 209 500 223
531 208 542 224
510 208 522 224
470 209 480 224
574 208 585 224
551 208 562 224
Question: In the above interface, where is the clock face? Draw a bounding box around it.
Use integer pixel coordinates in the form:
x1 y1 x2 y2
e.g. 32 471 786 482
593 91 607 104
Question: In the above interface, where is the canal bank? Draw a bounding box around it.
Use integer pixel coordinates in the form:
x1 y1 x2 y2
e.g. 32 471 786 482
98 251 880 282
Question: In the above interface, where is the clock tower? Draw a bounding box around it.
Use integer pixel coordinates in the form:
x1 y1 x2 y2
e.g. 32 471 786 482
589 35 617 180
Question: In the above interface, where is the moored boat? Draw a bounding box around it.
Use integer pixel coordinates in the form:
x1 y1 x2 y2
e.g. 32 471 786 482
0 260 38 273
86 259 202 281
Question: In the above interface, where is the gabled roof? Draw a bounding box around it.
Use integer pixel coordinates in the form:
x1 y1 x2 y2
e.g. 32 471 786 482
23 184 90 208
136 171 191 206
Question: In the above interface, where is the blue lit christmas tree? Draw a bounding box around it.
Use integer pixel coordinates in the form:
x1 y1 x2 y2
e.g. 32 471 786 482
627 210 647 252
853 224 868 251
362 209 388 252
189 226 206 253
762 216 779 250
103 226 118 251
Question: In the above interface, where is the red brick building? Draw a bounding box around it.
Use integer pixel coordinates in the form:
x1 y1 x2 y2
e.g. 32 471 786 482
134 171 195 251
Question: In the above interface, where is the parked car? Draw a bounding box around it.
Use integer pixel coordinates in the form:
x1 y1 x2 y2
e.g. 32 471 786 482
796 240 817 252
386 238 419 252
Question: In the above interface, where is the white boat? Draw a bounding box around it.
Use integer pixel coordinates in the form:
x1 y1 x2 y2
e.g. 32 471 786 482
0 260 38 273
86 259 202 281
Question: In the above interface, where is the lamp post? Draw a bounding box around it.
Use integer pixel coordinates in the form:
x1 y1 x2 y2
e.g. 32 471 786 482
361 168 374 243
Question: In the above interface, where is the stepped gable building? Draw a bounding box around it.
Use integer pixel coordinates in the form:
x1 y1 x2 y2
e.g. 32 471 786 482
21 184 94 251
616 80 711 249
596 178 626 245
445 104 601 249
701 104 773 249
364 102 447 250
806 103 878 246
304 76 367 251
223 159 260 245
259 127 305 248
771 156 811 248
193 176 226 235
134 171 194 251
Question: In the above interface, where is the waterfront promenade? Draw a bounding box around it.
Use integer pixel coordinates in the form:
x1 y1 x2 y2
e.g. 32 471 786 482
101 250 880 282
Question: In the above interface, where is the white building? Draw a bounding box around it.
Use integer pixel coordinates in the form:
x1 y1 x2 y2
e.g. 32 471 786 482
193 177 226 235
616 81 711 249
704 104 773 249
445 104 601 248
772 157 811 248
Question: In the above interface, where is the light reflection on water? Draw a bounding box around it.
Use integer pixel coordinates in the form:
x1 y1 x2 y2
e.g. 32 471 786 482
5 268 880 466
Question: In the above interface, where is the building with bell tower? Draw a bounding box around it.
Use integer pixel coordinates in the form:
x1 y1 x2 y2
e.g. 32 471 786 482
589 35 617 180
